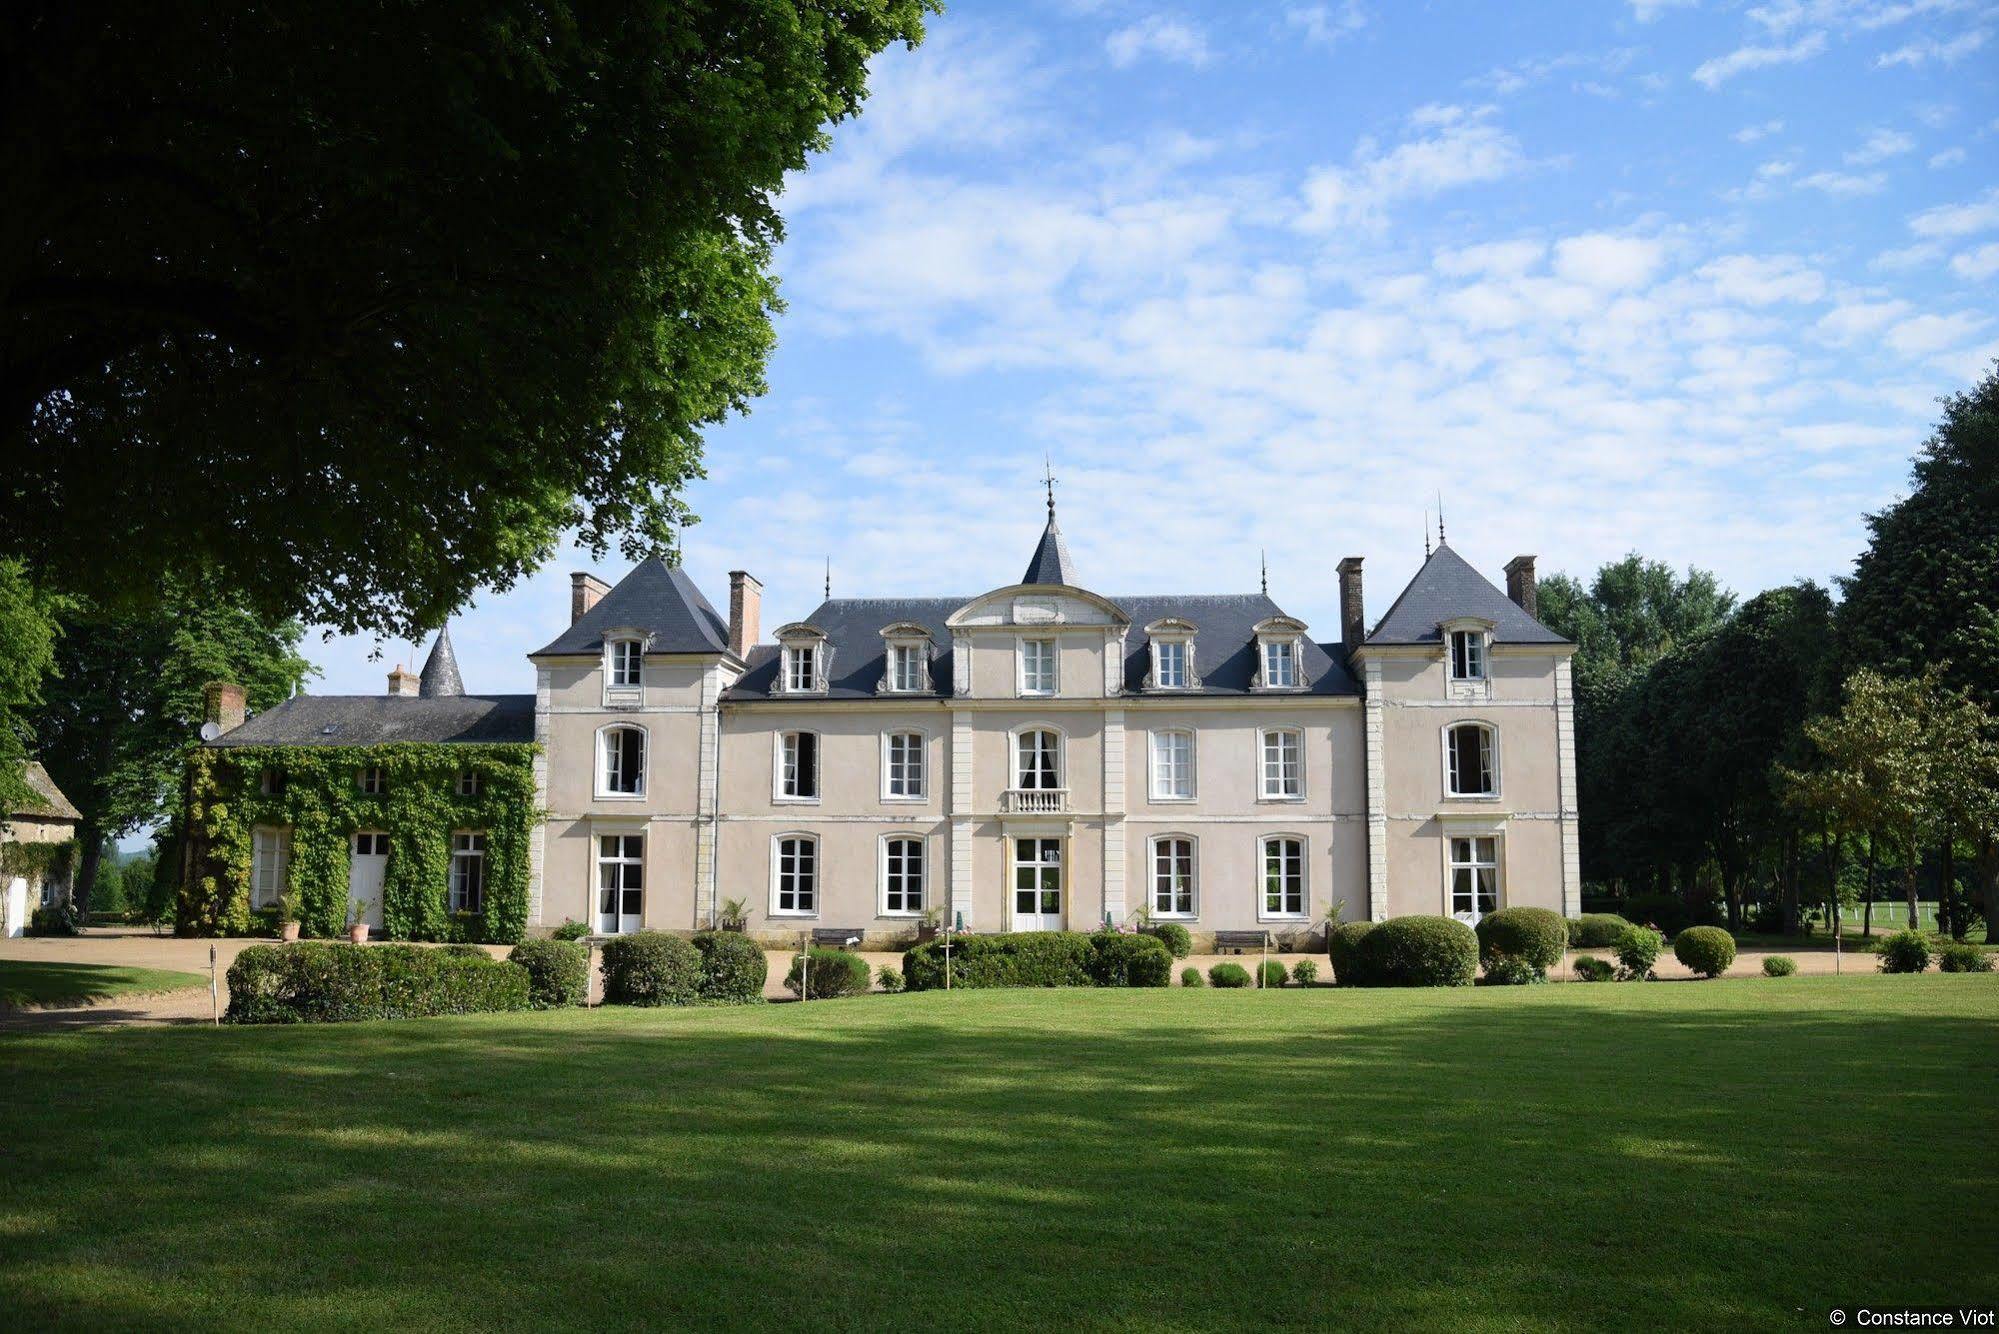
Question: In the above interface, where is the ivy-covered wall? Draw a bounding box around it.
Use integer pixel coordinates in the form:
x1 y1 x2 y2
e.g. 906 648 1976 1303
179 743 540 943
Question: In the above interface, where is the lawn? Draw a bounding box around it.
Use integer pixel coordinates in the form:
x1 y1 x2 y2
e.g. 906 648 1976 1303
0 960 208 1010
2 978 1995 1330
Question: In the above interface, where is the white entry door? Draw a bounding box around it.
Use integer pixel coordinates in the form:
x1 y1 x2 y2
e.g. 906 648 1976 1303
597 833 644 935
1013 837 1063 931
3 876 25 939
348 832 388 927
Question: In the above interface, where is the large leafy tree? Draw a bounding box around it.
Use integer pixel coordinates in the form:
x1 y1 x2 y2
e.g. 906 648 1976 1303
0 559 62 813
31 588 314 915
2 1 934 637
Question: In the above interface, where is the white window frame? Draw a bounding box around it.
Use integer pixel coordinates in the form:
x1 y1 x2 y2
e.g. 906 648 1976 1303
1449 833 1503 921
609 637 644 690
1259 834 1309 921
356 766 385 795
881 729 928 802
775 730 822 803
449 832 487 914
1261 639 1299 689
1155 639 1192 690
595 724 648 800
456 769 482 797
1150 834 1198 919
595 829 645 934
1448 628 1488 682
1012 725 1064 790
771 833 820 917
880 834 927 916
886 642 927 694
1443 721 1500 799
1148 728 1196 802
784 644 818 694
1018 637 1057 697
1259 727 1305 801
250 826 291 909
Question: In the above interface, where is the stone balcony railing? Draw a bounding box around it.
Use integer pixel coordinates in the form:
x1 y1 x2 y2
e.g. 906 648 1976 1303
999 787 1070 815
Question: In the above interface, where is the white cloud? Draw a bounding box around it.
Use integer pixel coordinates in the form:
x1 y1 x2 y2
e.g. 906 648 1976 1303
1910 188 1999 237
1106 15 1212 68
1297 106 1527 231
1693 31 1827 87
1929 147 1967 167
1750 0 1973 35
1878 27 1989 66
1799 169 1889 195
1816 297 1912 341
1632 0 1699 18
1846 128 1915 163
1699 254 1828 303
1886 311 1988 355
1951 243 1999 280
1435 239 1546 277
1553 234 1667 288
1285 2 1368 48
1734 119 1786 142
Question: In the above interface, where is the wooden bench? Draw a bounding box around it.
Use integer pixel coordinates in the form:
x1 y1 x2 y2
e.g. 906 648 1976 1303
1213 930 1273 954
811 927 865 949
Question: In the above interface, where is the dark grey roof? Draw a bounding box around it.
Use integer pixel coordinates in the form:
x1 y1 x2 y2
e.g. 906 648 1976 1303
531 558 731 658
206 695 534 747
1022 512 1079 587
418 625 464 698
1365 543 1569 646
723 593 1357 700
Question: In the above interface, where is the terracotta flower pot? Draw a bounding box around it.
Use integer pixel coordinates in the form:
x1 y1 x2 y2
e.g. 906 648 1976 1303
348 923 370 944
280 920 301 943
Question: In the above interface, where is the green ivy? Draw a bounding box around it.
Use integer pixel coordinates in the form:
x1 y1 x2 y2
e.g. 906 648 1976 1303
179 743 540 944
0 839 75 881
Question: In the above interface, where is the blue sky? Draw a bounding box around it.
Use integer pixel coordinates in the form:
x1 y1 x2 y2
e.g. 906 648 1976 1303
316 0 1998 696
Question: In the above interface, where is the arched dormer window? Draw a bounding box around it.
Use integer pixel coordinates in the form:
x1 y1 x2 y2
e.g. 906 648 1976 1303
597 724 647 799
878 623 933 694
773 623 831 696
1251 616 1309 691
1444 721 1499 798
1144 618 1199 691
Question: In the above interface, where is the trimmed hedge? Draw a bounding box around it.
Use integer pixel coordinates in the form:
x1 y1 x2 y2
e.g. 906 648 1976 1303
1291 959 1319 986
691 931 768 1003
1614 925 1664 980
1567 913 1631 949
1476 907 1567 973
1478 956 1543 986
1257 958 1289 989
1938 942 1994 973
1087 932 1173 987
1573 956 1616 982
509 938 587 1008
1208 962 1251 988
1180 966 1204 987
903 931 1171 991
1877 929 1930 974
600 931 701 1006
784 947 871 999
1762 955 1798 977
1673 926 1736 979
1143 922 1193 959
1356 915 1478 988
226 942 530 1023
1327 920 1376 987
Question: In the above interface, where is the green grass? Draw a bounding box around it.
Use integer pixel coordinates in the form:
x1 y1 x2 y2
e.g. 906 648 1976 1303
3 978 1996 1330
0 961 207 1010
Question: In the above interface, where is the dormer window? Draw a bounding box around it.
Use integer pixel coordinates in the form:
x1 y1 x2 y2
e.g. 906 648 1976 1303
610 638 643 688
1449 628 1487 681
1263 640 1295 687
785 645 816 692
773 625 831 696
1252 616 1308 691
1144 618 1199 691
878 624 933 694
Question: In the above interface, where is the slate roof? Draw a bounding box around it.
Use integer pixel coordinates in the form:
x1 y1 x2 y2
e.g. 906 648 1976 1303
1021 511 1080 587
531 558 731 658
418 625 464 698
723 593 1359 700
206 695 535 747
1365 543 1569 646
11 761 82 821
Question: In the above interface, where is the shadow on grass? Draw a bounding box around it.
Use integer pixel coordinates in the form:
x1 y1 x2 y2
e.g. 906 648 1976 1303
1 981 1995 1330
0 962 204 1013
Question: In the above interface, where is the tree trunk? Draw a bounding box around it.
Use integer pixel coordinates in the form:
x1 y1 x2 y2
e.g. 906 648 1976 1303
1825 829 1844 943
1862 833 1878 938
1938 827 1959 940
1781 829 1801 936
72 824 103 918
1980 832 1999 947
1904 828 1920 930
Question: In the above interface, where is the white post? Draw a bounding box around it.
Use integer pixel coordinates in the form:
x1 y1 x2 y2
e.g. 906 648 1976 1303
209 944 220 1025
800 929 810 1001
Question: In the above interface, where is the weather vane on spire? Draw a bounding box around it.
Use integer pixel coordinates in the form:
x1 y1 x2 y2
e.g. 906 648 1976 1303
823 557 831 601
1436 492 1446 546
1260 549 1268 596
1043 453 1057 516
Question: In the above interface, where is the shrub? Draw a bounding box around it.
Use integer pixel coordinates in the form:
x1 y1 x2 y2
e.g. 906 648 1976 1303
1356 915 1478 988
1143 921 1192 959
1087 932 1174 988
551 919 590 942
1257 958 1289 989
1673 926 1737 980
877 966 905 993
1573 956 1616 982
1180 966 1204 987
509 938 588 1009
691 931 767 1003
1567 913 1631 950
1476 907 1567 973
1327 920 1376 987
1877 929 1931 974
1937 942 1993 973
26 901 81 937
1613 925 1664 980
1208 962 1251 988
1478 956 1543 986
784 947 870 999
599 931 702 1006
225 942 530 1023
1291 959 1319 986
1762 955 1798 978
438 943 489 959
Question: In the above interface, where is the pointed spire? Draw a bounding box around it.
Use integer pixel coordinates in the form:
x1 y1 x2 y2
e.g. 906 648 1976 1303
1424 507 1432 559
1021 461 1079 587
1260 549 1268 596
1437 492 1447 547
1043 452 1057 517
418 624 465 698
824 557 831 601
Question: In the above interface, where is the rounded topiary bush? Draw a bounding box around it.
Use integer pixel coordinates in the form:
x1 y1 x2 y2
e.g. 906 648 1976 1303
1291 959 1319 986
1208 962 1251 989
877 966 906 993
1613 925 1664 980
1257 958 1289 989
1475 907 1568 973
1761 955 1798 978
1568 913 1631 949
1573 956 1616 982
1180 966 1204 987
1938 941 1995 973
509 938 588 1009
1144 922 1193 959
551 919 590 942
1357 915 1478 987
784 947 871 999
1327 919 1376 987
1673 925 1737 979
691 930 767 1003
1876 929 1930 974
600 931 702 1006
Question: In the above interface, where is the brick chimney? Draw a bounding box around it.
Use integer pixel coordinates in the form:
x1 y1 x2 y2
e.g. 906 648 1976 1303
1504 555 1538 618
1337 557 1366 657
387 664 420 697
728 570 762 660
203 681 247 733
570 571 610 625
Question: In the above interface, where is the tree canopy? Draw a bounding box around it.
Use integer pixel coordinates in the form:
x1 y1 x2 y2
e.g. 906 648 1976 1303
0 559 62 813
2 0 935 637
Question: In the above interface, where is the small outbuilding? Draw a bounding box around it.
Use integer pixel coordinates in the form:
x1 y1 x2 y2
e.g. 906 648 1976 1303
3 762 82 937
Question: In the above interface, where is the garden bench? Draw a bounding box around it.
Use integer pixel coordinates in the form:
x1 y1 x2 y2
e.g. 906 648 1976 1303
811 928 865 949
1213 930 1272 954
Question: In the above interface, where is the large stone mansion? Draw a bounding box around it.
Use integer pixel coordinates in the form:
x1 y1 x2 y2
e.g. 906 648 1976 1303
205 499 1579 946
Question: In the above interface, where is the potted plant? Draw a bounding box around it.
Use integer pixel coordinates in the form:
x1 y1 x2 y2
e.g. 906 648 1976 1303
719 896 748 933
278 896 301 944
347 899 372 944
916 905 943 942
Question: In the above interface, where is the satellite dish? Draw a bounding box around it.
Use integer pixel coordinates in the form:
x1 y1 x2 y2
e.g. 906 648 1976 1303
198 721 222 742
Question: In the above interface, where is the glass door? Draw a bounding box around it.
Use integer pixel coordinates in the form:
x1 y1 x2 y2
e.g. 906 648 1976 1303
597 833 644 934
1013 837 1063 931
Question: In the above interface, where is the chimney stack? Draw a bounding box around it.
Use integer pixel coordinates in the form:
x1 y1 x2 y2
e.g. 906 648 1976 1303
1337 557 1366 658
570 572 610 625
728 570 762 660
203 681 247 733
1504 555 1538 618
387 665 420 697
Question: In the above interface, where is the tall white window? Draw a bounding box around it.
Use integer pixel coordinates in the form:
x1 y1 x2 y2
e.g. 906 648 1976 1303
888 643 926 693
779 731 820 800
885 731 925 799
610 638 643 688
1450 836 1500 922
599 725 646 797
1016 728 1061 790
1262 836 1306 917
250 827 291 909
596 833 643 933
1262 639 1298 688
1152 836 1196 917
1150 729 1194 800
449 833 486 913
1020 638 1056 695
1155 640 1187 689
1449 630 1487 681
883 836 925 914
784 644 818 693
1260 729 1303 799
775 835 818 914
356 766 384 795
1446 723 1497 797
